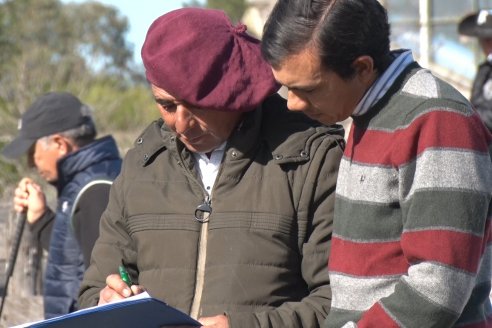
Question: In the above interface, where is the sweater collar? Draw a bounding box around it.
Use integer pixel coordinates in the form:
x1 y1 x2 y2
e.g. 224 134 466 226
352 49 414 117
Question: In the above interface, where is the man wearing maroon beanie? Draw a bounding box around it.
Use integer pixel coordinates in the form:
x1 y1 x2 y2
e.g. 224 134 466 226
79 8 344 328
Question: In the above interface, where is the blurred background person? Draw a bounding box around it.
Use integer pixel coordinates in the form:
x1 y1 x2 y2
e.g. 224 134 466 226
459 9 492 132
1 92 122 319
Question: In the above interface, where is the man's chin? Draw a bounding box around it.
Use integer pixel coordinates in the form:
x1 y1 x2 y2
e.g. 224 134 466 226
305 112 330 124
181 137 220 154
187 145 215 154
42 175 57 184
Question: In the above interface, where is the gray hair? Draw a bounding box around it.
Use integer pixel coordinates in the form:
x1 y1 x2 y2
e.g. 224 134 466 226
40 105 97 148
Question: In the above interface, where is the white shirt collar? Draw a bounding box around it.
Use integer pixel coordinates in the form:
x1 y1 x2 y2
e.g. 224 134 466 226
193 142 226 195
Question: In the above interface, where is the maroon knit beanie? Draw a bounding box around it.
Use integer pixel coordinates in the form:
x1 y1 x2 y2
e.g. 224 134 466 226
141 8 279 112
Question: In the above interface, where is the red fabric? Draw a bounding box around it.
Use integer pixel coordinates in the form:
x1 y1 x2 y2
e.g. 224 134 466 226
329 237 409 276
358 303 400 328
330 225 487 276
346 110 491 166
141 8 279 112
401 228 485 273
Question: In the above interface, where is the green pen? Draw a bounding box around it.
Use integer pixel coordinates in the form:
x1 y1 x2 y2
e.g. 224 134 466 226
118 259 133 288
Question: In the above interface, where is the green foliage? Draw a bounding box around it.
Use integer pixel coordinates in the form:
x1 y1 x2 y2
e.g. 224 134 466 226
0 144 21 196
182 0 247 23
64 1 133 73
0 0 155 192
207 0 247 23
0 0 140 127
183 0 203 8
82 78 159 138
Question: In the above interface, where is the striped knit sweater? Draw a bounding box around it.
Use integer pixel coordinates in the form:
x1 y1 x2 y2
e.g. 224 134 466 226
325 63 492 328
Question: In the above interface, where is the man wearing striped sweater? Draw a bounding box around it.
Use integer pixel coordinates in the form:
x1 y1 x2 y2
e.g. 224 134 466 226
262 0 492 327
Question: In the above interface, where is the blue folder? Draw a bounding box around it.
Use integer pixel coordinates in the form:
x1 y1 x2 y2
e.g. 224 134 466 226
18 292 200 328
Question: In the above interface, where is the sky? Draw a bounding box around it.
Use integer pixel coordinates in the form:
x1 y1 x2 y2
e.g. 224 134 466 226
62 0 189 64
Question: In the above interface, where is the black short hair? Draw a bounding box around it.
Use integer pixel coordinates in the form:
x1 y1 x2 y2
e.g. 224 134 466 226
262 0 392 79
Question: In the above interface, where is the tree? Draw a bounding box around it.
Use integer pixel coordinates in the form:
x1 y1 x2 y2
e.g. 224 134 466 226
0 0 158 135
0 0 135 128
183 0 247 23
207 0 247 23
0 0 157 195
64 1 134 74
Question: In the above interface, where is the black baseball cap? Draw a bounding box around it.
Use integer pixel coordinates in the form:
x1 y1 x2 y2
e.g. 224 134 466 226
459 10 492 38
1 92 91 159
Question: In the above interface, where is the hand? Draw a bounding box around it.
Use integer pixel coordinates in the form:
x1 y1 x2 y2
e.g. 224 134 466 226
198 314 229 328
98 273 145 305
14 177 46 224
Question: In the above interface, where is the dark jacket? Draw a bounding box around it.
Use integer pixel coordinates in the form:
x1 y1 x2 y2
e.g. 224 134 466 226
30 183 114 268
44 135 121 319
79 95 344 327
71 182 113 268
471 60 492 132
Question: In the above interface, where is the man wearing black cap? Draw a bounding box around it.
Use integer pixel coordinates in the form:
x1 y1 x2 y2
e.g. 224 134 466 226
459 9 492 132
1 92 122 319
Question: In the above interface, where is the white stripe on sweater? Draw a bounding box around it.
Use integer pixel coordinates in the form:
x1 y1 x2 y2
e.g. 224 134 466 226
337 149 492 203
402 69 439 98
402 149 492 201
402 262 475 314
336 160 398 204
330 273 399 311
331 261 476 314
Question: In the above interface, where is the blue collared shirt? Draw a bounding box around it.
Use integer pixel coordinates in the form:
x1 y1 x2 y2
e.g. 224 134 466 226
352 49 415 117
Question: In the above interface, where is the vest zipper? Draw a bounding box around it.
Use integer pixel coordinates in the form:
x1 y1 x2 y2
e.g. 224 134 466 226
191 189 221 318
190 201 209 319
177 151 226 319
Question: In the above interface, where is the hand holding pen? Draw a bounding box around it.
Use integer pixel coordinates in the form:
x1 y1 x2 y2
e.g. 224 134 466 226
97 260 145 306
118 259 133 288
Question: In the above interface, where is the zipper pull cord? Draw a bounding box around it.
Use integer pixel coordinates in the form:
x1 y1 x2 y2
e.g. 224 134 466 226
194 195 212 223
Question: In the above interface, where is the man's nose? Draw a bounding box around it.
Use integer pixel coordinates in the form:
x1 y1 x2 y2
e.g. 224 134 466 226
174 105 194 134
286 91 308 112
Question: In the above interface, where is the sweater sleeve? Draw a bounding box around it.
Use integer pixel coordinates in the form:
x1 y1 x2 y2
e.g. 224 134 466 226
227 133 344 328
355 109 492 327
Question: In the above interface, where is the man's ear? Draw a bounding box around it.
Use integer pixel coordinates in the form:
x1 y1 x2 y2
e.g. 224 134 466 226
51 134 74 157
352 55 376 84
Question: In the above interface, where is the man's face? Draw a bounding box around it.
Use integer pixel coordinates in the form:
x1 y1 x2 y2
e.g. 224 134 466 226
479 37 492 56
271 48 372 125
31 137 63 183
151 84 243 153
